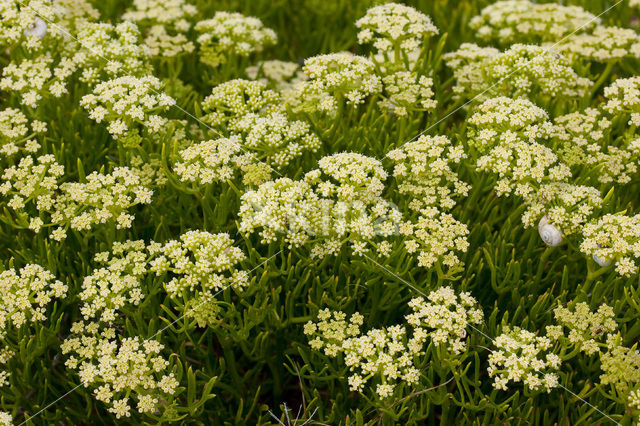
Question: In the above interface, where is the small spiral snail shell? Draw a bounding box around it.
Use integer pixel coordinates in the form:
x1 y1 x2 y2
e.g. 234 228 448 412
592 244 612 267
538 215 563 247
24 18 47 38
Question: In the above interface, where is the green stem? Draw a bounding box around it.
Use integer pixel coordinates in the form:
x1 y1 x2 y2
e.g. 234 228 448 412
584 259 611 289
326 96 345 142
534 246 554 284
591 62 615 97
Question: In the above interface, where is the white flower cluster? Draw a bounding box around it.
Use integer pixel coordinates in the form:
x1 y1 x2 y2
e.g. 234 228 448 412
405 287 483 355
79 241 149 324
0 348 12 364
0 264 67 340
477 139 571 197
0 411 10 426
129 154 168 188
552 108 640 185
488 326 561 393
239 178 322 249
149 230 249 298
201 79 320 167
239 153 401 259
305 286 482 398
79 231 248 324
466 96 550 153
0 156 153 240
378 71 437 116
546 302 617 356
305 309 363 357
184 294 222 328
444 44 500 100
61 323 179 419
400 207 470 270
355 3 438 59
122 0 197 58
0 107 46 157
141 26 195 58
201 79 280 127
122 0 196 31
521 183 602 237
443 43 500 70
469 0 598 45
556 26 640 63
599 336 640 398
446 44 592 101
80 75 175 140
595 144 640 185
73 21 150 83
57 167 153 233
467 97 572 200
0 108 30 143
0 154 63 226
305 309 419 399
294 53 382 115
580 214 640 276
312 152 387 202
387 134 470 211
195 12 277 67
55 0 100 30
246 60 300 85
553 109 609 166
173 136 271 186
0 54 76 108
0 348 13 387
340 326 419 398
604 77 640 126
230 111 321 168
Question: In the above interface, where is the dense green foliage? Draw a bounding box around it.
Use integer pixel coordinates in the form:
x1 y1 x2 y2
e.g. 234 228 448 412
1 0 640 425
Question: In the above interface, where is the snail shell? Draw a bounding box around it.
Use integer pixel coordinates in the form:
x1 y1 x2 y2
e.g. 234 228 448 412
592 244 612 267
538 215 563 247
24 18 47 38
592 254 611 267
